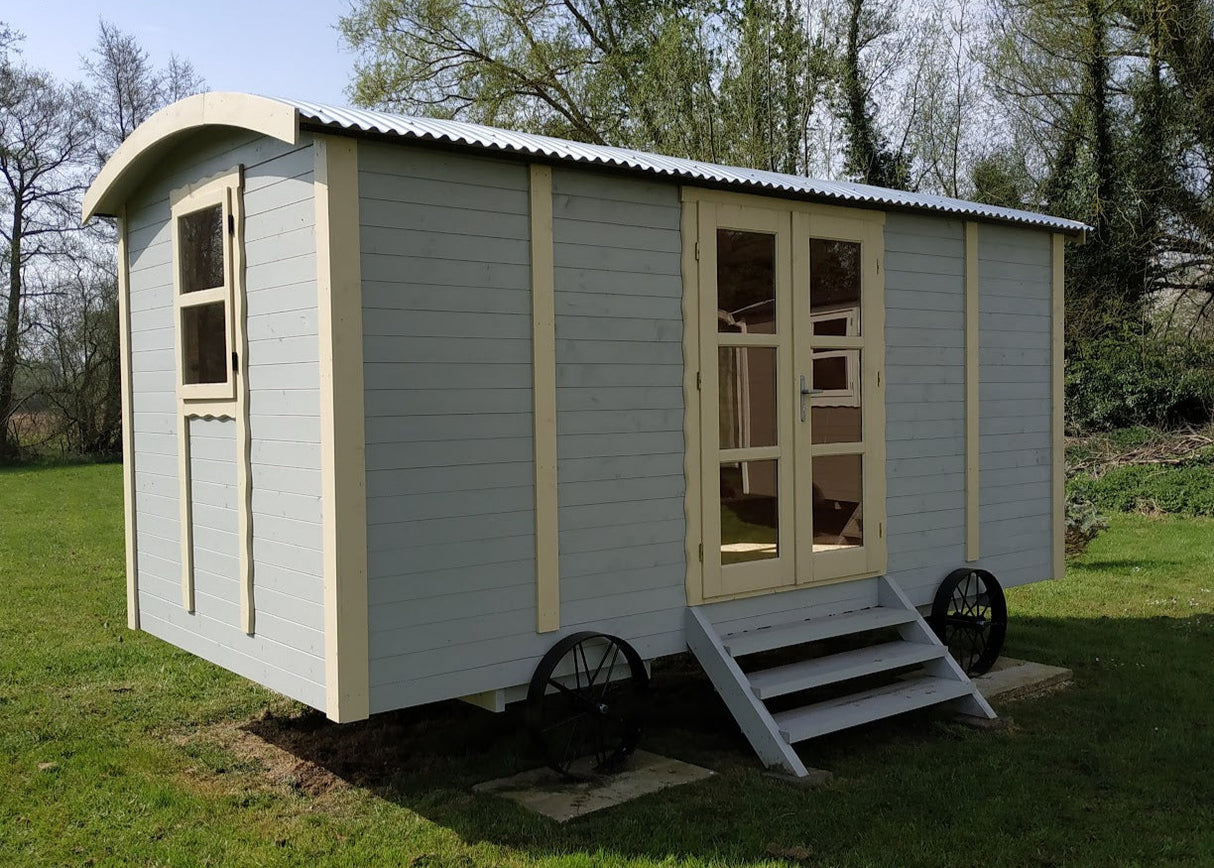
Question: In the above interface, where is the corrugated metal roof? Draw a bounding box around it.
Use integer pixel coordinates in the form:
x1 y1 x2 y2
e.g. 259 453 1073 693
285 97 1089 236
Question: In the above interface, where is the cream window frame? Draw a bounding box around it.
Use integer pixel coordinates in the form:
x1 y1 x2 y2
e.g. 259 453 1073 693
682 187 887 605
171 167 243 404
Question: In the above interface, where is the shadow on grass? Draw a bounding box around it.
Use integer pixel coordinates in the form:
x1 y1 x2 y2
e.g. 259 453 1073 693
1078 559 1186 571
241 612 1214 866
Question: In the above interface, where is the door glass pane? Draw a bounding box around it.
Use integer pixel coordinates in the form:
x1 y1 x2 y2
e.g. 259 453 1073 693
812 454 863 550
718 229 776 334
180 205 225 293
721 460 779 563
811 349 862 444
810 239 860 335
182 302 228 384
719 347 777 449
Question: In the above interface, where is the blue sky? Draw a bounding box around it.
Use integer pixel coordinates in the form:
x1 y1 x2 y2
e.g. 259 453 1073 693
5 1 355 105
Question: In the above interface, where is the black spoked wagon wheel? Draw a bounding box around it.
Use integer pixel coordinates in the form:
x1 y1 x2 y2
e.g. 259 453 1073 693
930 567 1007 677
526 631 649 780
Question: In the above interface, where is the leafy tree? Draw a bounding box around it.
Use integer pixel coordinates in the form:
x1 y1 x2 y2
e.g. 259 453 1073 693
340 0 839 172
835 0 912 188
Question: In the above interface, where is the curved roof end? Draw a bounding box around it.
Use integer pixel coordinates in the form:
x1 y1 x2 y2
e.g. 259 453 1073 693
82 92 300 222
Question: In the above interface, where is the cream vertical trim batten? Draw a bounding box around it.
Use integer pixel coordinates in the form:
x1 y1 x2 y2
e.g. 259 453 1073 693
231 182 255 635
315 135 370 722
680 195 703 606
1051 233 1066 581
170 167 246 615
530 164 560 633
117 207 140 629
965 222 980 562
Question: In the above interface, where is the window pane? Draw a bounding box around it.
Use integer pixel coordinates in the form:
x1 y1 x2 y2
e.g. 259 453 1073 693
810 239 860 335
721 460 779 564
719 347 777 450
180 205 225 293
182 302 228 384
812 454 863 550
811 349 862 444
717 229 776 334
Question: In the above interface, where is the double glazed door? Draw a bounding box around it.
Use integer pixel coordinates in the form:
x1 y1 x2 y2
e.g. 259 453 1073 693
693 197 886 600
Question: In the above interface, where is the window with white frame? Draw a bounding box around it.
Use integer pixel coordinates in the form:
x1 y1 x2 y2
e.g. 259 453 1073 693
172 168 243 402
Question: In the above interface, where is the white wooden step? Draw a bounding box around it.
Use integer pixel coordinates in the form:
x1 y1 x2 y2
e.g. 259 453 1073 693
772 676 974 743
748 641 947 700
722 606 919 657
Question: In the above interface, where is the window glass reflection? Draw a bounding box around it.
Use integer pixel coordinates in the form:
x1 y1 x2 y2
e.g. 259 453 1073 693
812 454 863 551
810 239 860 336
721 460 779 563
180 205 225 293
718 229 776 334
719 347 778 450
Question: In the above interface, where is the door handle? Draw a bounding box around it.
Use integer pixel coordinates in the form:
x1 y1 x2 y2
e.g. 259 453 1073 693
799 375 824 422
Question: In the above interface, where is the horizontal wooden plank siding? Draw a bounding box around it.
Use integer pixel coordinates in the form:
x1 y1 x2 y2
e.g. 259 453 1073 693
552 168 687 654
125 130 325 709
361 155 694 711
880 214 1054 604
976 225 1054 588
881 214 967 604
359 143 538 710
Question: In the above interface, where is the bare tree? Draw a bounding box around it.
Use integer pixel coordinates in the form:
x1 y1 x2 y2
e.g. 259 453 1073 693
0 65 93 458
70 21 206 456
82 19 204 168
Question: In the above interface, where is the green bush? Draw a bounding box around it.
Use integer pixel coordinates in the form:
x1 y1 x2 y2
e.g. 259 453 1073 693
1065 335 1214 433
1068 453 1214 516
1064 492 1109 555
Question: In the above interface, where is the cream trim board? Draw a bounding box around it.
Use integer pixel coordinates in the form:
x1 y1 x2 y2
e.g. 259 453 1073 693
681 186 886 227
529 165 560 633
84 92 299 221
863 219 887 578
1052 233 1066 581
172 166 250 619
117 208 139 629
315 135 370 723
232 179 254 635
965 221 980 562
687 196 886 603
178 419 195 611
172 168 240 404
682 200 704 606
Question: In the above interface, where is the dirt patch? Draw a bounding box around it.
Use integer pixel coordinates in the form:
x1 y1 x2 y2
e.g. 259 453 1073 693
176 710 345 799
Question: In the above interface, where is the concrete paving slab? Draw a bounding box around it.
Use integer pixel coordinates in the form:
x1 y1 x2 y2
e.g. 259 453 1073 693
974 656 1072 702
473 750 714 823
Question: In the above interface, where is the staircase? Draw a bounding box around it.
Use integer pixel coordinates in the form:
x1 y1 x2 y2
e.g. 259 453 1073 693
686 576 996 778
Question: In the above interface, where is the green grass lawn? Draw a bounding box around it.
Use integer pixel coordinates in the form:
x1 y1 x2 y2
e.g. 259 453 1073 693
3 464 1214 867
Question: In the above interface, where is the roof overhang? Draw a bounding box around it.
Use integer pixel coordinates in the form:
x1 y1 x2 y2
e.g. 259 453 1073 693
82 92 300 221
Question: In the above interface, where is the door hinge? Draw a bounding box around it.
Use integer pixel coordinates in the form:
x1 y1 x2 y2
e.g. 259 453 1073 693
694 241 701 261
698 542 703 562
231 351 239 373
879 522 884 539
877 370 881 388
696 371 702 391
227 213 235 236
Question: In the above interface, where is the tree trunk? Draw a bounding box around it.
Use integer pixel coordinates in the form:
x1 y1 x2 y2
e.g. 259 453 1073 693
0 200 23 459
97 298 123 455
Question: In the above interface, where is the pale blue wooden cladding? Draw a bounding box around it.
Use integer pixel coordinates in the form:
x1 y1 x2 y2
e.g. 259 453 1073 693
359 142 538 711
121 124 1059 718
976 225 1054 586
881 214 969 603
126 131 326 709
880 215 1054 602
361 155 692 711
